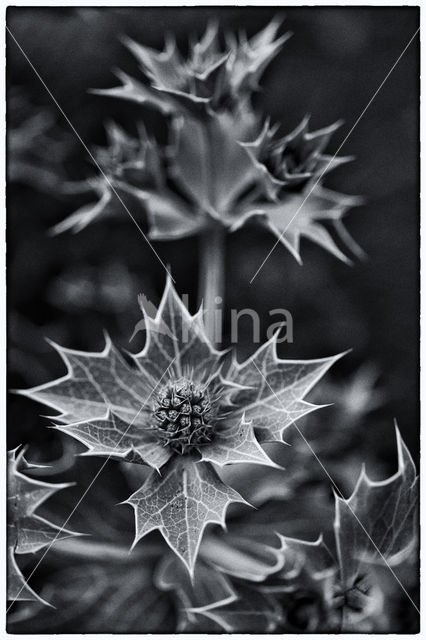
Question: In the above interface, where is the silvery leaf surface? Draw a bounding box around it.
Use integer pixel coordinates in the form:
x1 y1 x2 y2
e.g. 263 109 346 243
226 333 345 442
334 425 418 590
55 411 172 472
18 334 156 424
20 278 338 444
232 184 363 264
198 415 280 468
124 455 248 576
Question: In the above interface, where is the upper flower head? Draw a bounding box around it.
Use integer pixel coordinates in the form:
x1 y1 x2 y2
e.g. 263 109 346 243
94 19 290 118
54 18 362 266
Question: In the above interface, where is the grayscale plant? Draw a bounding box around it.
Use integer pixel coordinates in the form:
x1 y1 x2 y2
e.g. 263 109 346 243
7 11 418 634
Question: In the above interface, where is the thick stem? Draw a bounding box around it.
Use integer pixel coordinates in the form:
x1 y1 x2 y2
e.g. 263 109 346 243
198 223 225 346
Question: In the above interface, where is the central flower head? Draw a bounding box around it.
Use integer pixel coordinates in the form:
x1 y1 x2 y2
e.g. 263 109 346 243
152 378 215 455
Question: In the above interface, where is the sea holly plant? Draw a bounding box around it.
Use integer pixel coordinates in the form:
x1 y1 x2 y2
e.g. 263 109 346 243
17 277 341 575
8 15 418 635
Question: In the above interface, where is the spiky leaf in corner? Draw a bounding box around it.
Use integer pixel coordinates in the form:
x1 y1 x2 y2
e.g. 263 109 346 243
8 447 79 605
333 424 418 629
277 426 418 631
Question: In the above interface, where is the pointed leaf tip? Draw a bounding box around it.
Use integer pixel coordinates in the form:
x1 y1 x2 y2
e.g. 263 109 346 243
125 456 247 575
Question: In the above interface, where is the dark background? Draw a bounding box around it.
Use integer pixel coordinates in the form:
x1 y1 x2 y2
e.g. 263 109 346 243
7 6 419 465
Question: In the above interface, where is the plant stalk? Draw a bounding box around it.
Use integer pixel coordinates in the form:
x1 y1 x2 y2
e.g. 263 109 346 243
51 538 162 562
198 223 225 346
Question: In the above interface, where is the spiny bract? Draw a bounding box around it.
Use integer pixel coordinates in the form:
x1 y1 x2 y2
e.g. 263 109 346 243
8 447 79 606
93 19 290 118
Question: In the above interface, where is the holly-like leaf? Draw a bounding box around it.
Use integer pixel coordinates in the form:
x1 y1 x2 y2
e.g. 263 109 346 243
226 333 345 443
225 18 290 95
17 334 155 424
19 278 339 460
104 35 212 118
52 181 146 235
20 280 341 450
55 410 172 472
198 415 280 468
276 535 336 585
124 455 248 576
8 447 79 605
334 424 418 590
233 184 364 264
131 275 224 383
269 426 418 631
91 68 176 116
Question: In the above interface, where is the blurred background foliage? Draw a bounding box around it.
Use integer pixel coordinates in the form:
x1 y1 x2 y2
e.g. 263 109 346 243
8 6 419 464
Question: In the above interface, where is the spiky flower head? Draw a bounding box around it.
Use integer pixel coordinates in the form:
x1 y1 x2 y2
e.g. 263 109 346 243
93 121 162 184
242 116 352 200
54 19 362 265
233 116 364 264
94 19 290 118
152 378 216 455
19 277 341 574
51 121 196 238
